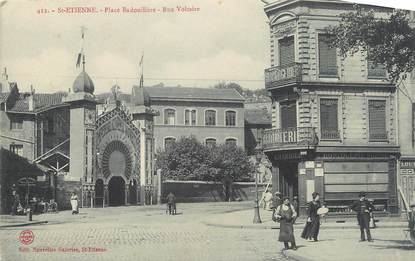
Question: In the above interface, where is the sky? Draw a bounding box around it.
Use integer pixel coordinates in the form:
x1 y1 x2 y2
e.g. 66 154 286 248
0 0 414 94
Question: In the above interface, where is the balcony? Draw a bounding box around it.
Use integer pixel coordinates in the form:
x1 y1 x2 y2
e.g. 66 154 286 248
265 63 302 90
262 127 318 150
321 130 341 140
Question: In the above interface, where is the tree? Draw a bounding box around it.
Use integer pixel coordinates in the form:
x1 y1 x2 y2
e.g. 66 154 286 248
156 136 212 181
209 144 255 183
156 137 254 182
213 82 244 95
328 5 415 82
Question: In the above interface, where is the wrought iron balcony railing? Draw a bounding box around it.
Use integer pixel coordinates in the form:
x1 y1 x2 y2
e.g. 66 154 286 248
262 127 318 150
320 130 341 140
265 63 302 89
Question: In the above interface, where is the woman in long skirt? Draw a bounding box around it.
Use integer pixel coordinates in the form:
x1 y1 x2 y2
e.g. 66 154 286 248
70 192 79 215
301 192 321 241
274 196 297 250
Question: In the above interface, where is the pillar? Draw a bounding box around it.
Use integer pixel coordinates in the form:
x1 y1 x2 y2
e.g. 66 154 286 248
104 184 108 207
125 183 129 205
271 162 280 195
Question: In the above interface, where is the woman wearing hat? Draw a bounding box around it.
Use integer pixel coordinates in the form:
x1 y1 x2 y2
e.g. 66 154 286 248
273 196 297 250
301 192 321 241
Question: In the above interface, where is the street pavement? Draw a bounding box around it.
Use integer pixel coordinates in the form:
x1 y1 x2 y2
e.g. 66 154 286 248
0 202 413 261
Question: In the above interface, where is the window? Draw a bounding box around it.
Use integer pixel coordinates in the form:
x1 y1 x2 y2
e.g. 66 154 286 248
225 138 237 147
10 117 23 130
205 110 216 126
205 138 217 148
225 111 236 126
368 100 387 141
185 109 197 126
367 50 386 78
320 99 339 140
164 137 176 150
164 109 175 125
318 34 337 76
10 144 23 156
280 100 297 129
279 36 295 67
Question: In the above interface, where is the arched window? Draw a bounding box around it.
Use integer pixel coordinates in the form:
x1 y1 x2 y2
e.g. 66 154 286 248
164 109 176 125
225 138 237 147
225 111 236 126
205 110 216 126
205 138 217 148
164 137 176 150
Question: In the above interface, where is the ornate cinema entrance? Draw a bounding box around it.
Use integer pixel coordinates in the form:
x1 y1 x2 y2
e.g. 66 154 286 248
94 105 141 206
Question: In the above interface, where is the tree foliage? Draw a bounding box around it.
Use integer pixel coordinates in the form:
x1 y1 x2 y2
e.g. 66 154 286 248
156 136 255 182
328 5 415 82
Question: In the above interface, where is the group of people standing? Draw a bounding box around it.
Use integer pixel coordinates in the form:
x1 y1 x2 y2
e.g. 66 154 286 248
271 191 375 251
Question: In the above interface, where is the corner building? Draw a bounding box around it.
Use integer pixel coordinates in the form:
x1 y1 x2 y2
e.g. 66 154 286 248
263 0 399 215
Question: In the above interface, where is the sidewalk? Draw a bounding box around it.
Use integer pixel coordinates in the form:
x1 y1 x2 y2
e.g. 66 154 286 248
281 228 415 261
203 208 409 230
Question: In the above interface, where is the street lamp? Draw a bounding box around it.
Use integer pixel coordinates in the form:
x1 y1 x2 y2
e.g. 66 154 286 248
253 143 263 224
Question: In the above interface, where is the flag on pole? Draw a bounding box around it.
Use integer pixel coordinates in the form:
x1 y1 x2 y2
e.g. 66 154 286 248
76 27 85 68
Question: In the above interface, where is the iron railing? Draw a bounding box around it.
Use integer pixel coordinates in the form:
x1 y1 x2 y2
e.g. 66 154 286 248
265 63 302 89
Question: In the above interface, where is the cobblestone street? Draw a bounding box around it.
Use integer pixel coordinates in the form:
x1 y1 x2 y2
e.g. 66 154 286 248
0 203 286 261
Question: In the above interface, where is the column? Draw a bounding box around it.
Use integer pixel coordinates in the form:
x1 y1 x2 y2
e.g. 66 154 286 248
104 184 109 207
125 183 129 205
271 161 280 195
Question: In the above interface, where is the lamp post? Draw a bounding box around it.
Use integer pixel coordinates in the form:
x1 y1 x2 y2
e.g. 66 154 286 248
253 143 263 224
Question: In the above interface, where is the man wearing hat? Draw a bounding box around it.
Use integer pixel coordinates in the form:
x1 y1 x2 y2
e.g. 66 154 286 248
351 192 375 242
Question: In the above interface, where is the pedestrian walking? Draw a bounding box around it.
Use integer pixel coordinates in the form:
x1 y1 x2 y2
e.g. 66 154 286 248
351 191 374 242
263 190 273 210
271 191 282 210
70 192 79 215
273 196 297 250
301 192 321 241
166 192 176 215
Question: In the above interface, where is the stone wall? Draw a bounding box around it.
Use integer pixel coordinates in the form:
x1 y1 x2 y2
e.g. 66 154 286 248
161 180 269 203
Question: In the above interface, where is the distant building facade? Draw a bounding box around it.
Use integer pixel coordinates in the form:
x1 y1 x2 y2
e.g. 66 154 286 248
244 106 272 155
97 87 246 152
263 0 400 214
0 69 156 213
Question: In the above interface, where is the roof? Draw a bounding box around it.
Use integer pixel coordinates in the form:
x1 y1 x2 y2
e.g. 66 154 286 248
145 87 245 102
245 108 272 125
8 92 68 113
73 70 94 94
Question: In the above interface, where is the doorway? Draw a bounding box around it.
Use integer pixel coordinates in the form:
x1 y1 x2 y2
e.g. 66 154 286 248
278 161 298 199
108 176 125 206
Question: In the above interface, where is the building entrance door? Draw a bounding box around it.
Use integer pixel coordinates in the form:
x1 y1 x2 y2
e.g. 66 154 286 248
278 161 298 199
108 176 125 206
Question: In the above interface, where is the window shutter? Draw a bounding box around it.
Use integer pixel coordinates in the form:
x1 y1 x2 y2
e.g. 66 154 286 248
320 99 339 139
369 100 387 140
279 36 295 67
280 100 297 129
367 50 386 78
318 35 337 76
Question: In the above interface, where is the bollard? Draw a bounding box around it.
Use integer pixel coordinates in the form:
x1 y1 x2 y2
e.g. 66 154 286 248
27 208 32 221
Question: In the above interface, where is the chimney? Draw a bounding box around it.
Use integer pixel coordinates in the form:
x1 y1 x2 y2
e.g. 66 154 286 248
28 85 35 111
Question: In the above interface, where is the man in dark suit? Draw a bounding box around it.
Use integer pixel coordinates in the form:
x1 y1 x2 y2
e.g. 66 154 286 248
351 192 375 242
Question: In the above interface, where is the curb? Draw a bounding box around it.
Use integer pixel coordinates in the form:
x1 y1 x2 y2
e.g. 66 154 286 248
202 221 407 230
203 221 279 230
0 220 48 228
282 249 315 261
